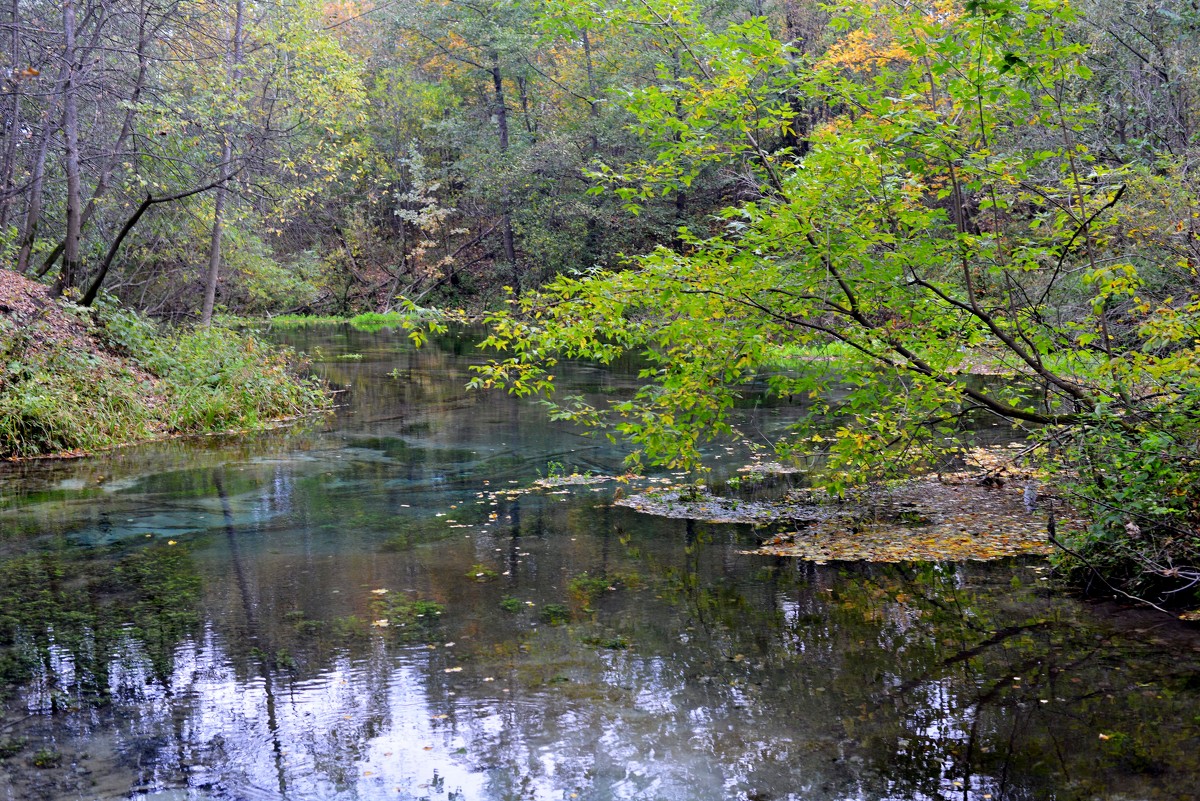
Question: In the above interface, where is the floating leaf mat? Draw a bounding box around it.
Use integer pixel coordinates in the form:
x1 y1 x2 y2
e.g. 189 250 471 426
615 477 1074 563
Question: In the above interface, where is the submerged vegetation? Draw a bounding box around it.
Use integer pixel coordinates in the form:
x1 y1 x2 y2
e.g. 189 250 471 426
0 539 204 700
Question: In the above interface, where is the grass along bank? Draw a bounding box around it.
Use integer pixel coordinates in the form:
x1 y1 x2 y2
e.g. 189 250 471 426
257 311 412 331
0 270 330 459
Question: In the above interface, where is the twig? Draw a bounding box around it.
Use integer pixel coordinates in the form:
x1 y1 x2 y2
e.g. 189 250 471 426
1045 501 1173 616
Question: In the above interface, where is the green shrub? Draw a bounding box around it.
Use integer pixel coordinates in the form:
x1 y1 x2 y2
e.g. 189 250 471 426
1052 410 1200 607
0 320 155 457
0 293 330 459
146 325 327 432
96 296 330 434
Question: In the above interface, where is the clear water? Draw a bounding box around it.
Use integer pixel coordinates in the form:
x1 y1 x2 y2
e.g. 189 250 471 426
0 326 1197 801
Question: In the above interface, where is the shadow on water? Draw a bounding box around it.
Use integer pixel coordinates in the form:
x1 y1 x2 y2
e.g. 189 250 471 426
0 325 1198 800
216 470 288 797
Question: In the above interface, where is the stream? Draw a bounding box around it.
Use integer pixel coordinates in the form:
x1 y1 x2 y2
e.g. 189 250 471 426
0 325 1197 801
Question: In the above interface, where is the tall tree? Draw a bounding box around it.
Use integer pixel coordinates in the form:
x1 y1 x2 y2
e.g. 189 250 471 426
468 0 1200 605
201 0 245 327
54 0 83 297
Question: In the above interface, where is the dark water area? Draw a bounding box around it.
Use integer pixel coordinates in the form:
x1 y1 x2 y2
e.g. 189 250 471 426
0 326 1198 801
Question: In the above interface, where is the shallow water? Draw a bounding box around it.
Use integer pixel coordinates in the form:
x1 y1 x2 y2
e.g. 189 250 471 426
0 326 1198 801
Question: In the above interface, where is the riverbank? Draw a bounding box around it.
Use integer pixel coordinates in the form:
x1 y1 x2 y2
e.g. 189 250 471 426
0 269 330 460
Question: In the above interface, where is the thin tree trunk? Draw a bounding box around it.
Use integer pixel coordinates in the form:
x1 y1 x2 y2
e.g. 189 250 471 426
671 48 687 239
15 103 56 274
39 0 152 282
201 0 245 326
517 76 535 140
201 146 231 324
582 28 599 155
490 50 518 289
82 174 236 306
490 52 511 155
54 0 83 298
0 0 21 230
22 33 77 276
34 240 63 278
581 28 602 265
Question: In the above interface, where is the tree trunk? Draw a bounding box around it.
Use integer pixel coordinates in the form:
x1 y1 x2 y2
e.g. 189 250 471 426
82 174 235 306
201 0 245 326
40 0 152 283
201 142 231 324
671 48 687 241
15 104 56 274
54 0 83 298
517 76 536 141
491 52 510 153
490 50 518 289
580 28 603 266
582 29 600 156
0 0 21 230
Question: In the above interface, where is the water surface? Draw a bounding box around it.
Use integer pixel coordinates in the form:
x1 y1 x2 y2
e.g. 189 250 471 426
0 326 1197 801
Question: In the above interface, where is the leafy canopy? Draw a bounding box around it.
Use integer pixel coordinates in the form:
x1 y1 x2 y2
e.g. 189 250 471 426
469 0 1200 502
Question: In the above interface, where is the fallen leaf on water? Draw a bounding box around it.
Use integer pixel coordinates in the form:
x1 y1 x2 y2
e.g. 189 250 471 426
620 471 1078 563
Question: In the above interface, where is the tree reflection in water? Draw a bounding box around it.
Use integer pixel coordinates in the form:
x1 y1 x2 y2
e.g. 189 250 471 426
0 326 1197 801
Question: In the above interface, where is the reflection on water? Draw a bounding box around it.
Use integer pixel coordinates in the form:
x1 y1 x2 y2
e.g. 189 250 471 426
1 327 1198 801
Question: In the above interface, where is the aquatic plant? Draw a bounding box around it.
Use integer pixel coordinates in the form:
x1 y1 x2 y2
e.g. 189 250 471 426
467 564 499 582
370 592 446 635
539 604 572 626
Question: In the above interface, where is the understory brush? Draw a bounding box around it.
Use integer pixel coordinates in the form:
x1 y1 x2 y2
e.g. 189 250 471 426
0 292 329 459
1051 412 1200 610
0 319 154 457
256 311 413 332
96 295 331 437
142 324 326 432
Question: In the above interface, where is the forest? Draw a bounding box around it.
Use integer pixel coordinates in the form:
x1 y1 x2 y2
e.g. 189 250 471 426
3 0 1200 609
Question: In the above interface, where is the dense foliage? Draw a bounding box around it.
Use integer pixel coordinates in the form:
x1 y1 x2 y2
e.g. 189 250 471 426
4 0 1200 604
0 286 328 458
465 0 1200 608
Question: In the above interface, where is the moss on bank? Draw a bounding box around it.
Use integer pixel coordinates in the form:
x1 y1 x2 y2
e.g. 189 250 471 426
0 270 329 459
